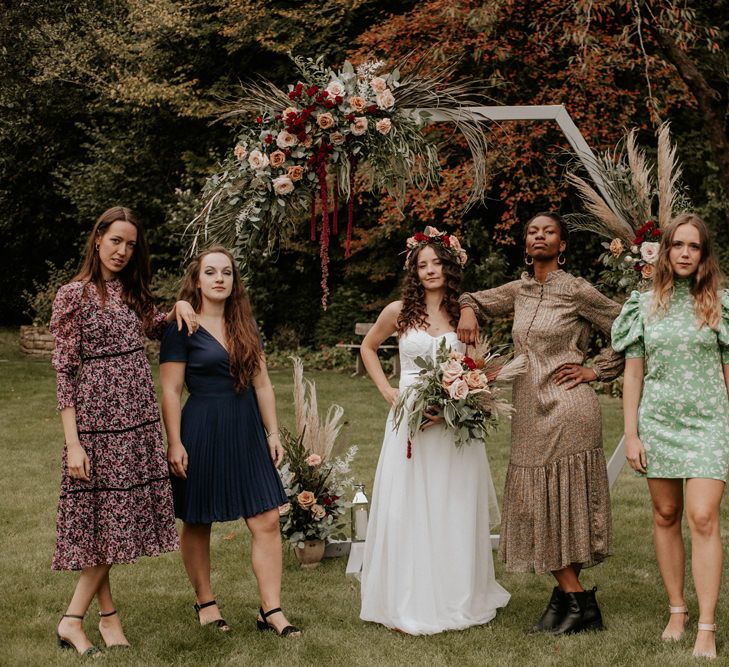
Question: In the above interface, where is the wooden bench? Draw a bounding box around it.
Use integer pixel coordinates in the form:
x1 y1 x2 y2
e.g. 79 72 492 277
337 323 400 378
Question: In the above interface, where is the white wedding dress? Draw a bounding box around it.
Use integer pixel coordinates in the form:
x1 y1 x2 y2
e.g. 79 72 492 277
360 329 510 634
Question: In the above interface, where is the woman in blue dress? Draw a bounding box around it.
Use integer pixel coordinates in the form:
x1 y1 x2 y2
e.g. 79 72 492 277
160 246 300 637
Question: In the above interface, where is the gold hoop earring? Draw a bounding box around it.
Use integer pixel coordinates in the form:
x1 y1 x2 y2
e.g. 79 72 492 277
524 254 534 266
558 253 566 266
95 244 100 251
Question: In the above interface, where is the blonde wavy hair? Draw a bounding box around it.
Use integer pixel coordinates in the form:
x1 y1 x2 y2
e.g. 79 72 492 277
651 213 724 330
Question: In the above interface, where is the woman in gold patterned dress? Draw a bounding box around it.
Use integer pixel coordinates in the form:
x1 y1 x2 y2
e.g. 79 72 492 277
457 212 624 635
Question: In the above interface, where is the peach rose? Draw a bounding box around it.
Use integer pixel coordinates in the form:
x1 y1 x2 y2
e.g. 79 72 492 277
465 371 488 390
329 131 345 146
317 112 335 129
272 175 294 195
448 350 464 361
276 130 299 149
375 118 392 135
311 504 326 520
440 359 463 384
448 378 469 400
269 150 286 168
370 76 387 93
296 491 316 509
248 149 269 171
349 96 367 113
641 263 654 279
287 165 304 181
305 453 322 466
282 106 298 119
302 135 313 148
278 503 291 516
609 238 624 257
234 144 247 160
350 117 368 136
376 89 395 110
640 241 660 264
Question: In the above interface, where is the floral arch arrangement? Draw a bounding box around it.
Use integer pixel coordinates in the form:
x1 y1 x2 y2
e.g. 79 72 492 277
187 55 490 307
564 123 687 292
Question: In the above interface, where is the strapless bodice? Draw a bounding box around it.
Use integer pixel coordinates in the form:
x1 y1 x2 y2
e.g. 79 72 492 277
398 329 463 390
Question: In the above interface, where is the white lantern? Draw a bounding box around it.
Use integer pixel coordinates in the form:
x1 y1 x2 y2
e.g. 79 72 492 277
350 484 369 542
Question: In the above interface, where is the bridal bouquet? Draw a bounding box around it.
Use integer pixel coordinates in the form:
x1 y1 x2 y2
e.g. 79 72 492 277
393 338 526 456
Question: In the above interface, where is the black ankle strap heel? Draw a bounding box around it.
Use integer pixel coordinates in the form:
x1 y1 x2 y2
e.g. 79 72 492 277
256 606 302 637
194 599 230 632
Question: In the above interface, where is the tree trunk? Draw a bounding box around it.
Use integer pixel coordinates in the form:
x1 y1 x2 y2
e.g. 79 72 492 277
645 18 729 218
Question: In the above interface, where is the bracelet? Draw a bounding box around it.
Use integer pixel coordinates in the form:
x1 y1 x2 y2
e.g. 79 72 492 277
265 431 280 440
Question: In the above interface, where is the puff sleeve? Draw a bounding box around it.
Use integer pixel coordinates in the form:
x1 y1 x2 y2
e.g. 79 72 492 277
144 308 169 341
159 321 189 363
459 280 520 318
611 290 645 359
717 290 729 365
571 277 625 381
49 282 84 410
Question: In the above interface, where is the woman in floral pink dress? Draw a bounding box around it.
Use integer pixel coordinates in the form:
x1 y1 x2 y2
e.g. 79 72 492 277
50 206 196 656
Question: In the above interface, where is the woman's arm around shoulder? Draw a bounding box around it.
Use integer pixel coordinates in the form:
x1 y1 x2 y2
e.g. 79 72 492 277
457 280 520 345
361 301 401 407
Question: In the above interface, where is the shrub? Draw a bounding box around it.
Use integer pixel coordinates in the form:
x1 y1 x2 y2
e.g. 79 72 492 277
22 259 77 326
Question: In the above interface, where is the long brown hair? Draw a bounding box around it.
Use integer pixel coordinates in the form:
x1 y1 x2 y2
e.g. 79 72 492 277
73 206 155 330
651 213 724 329
396 243 463 335
178 246 261 391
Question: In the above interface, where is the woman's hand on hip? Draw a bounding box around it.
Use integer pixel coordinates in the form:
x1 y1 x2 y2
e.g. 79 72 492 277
553 363 597 389
625 434 647 474
66 441 91 482
167 442 189 478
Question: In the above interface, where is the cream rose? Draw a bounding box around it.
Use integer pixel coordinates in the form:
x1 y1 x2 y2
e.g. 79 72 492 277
248 149 269 171
234 144 247 161
329 131 345 146
305 453 322 467
296 491 316 509
269 150 286 168
349 96 367 113
448 350 464 362
272 175 295 195
287 165 304 181
440 359 463 384
640 241 660 264
641 263 654 279
351 117 368 136
376 89 395 110
423 225 442 237
609 238 624 257
370 76 387 93
375 118 392 135
326 80 345 98
317 113 335 129
448 378 469 400
276 130 299 149
311 504 326 520
278 503 291 516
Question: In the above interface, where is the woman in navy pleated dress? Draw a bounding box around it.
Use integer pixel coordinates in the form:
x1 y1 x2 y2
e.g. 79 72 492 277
160 246 300 637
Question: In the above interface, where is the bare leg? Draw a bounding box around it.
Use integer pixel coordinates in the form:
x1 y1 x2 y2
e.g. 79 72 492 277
552 564 584 593
57 564 111 654
686 478 724 659
96 570 130 647
647 478 687 640
181 522 226 627
246 508 297 633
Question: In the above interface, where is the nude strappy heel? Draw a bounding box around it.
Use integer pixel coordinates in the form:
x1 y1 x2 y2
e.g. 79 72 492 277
693 622 717 660
661 605 689 641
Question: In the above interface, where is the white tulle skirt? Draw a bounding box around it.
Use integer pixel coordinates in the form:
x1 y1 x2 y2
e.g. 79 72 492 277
360 411 510 635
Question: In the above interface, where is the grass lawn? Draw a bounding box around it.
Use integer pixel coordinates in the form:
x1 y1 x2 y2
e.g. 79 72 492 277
1 326 727 666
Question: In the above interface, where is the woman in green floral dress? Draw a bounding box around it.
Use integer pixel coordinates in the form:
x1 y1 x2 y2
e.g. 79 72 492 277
612 213 729 661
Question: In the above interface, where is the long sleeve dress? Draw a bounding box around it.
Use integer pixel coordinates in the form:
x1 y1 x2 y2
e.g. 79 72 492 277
611 282 729 480
460 270 624 574
50 279 179 570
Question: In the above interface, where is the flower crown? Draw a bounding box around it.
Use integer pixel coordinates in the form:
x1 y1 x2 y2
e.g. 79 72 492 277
404 226 468 268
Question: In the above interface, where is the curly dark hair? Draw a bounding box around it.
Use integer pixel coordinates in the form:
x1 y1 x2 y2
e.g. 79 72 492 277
396 243 463 335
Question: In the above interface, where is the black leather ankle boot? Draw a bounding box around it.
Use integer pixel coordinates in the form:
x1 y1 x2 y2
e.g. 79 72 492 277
551 586 605 635
528 586 567 634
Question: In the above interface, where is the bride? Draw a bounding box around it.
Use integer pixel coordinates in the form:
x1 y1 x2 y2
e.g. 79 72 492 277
359 227 510 634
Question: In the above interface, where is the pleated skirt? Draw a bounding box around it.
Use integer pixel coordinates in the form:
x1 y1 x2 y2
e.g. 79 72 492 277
172 391 287 524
